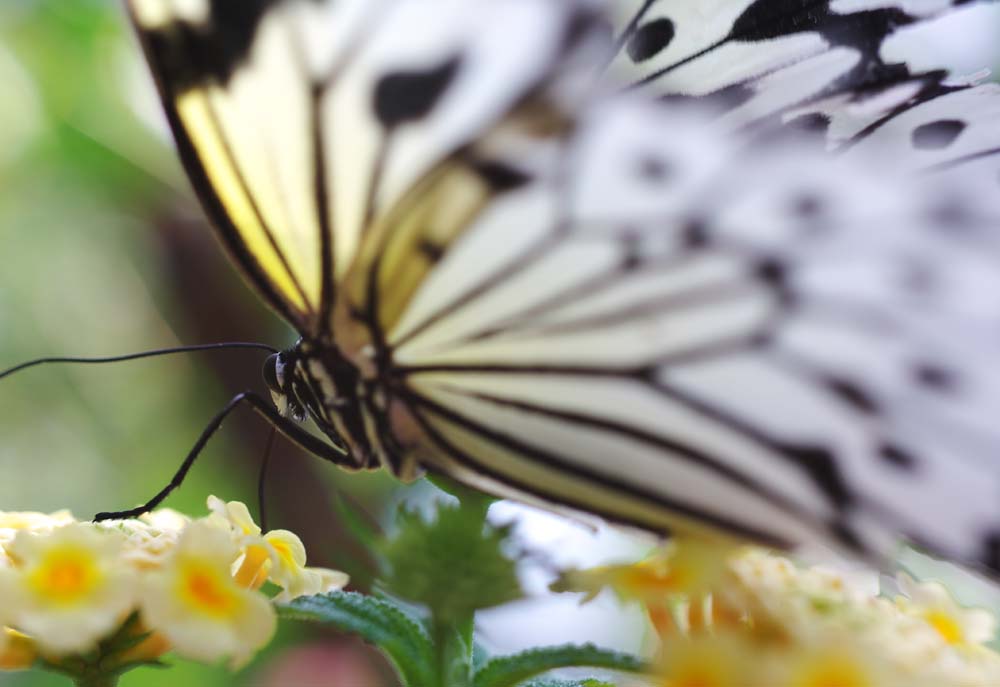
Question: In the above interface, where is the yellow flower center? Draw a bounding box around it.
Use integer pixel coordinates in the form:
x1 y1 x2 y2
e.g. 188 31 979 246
669 667 727 687
792 655 874 687
180 563 238 617
924 609 964 644
270 540 295 568
663 647 742 687
29 549 99 603
233 545 271 589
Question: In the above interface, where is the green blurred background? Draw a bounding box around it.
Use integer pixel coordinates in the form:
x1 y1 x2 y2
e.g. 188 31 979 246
0 2 396 684
2 1 999 685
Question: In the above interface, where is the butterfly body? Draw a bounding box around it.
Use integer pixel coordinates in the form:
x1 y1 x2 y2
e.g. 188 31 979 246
261 341 402 477
125 0 1000 575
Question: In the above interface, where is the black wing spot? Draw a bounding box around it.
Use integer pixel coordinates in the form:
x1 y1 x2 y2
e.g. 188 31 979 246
756 258 798 307
911 362 958 393
755 258 795 306
626 18 676 63
829 519 866 552
472 160 532 192
878 442 919 472
637 155 671 181
637 365 661 385
786 112 831 136
825 376 880 415
792 193 832 239
418 240 445 263
928 198 970 226
621 233 643 270
731 0 824 41
143 0 276 88
749 331 774 349
792 192 824 219
756 258 786 287
784 444 852 507
911 119 966 150
374 55 463 129
789 192 832 239
681 219 710 249
208 0 276 73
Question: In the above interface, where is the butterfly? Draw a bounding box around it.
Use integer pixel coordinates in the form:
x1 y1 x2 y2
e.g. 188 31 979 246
120 0 1000 574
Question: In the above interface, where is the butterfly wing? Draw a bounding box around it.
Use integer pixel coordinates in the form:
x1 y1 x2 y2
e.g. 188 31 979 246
607 0 994 131
131 0 1000 571
128 0 601 336
334 1 1000 567
349 90 1000 570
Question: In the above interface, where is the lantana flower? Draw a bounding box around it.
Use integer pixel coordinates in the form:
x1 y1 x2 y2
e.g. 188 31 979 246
116 508 190 570
0 523 136 654
139 520 276 669
208 496 349 602
555 539 735 604
896 572 997 647
0 496 348 678
553 538 736 636
558 546 1000 687
0 510 76 565
656 634 756 687
780 642 900 687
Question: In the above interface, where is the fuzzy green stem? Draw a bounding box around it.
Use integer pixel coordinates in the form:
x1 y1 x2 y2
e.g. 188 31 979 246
433 616 474 687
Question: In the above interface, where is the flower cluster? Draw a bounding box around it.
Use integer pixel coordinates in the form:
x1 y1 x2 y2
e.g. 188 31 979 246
557 543 1000 687
0 497 347 672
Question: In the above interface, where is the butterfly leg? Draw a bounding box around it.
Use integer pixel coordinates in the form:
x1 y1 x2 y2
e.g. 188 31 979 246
93 391 352 521
256 425 278 533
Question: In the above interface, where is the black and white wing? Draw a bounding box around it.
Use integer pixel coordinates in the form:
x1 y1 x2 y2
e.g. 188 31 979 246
127 0 603 336
607 1 989 112
350 88 1000 572
608 0 1000 191
131 0 1000 574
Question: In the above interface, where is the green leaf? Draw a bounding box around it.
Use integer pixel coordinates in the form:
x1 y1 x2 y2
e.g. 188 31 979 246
378 499 522 621
519 681 617 687
425 475 496 515
279 590 435 687
473 644 648 687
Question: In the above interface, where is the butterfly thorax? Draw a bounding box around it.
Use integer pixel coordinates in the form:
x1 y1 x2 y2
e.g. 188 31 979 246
262 340 416 479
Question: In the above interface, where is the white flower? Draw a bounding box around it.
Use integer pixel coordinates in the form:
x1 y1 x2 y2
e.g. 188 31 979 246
0 523 136 654
780 641 905 687
263 529 348 602
139 520 276 669
139 507 191 533
897 573 997 646
207 496 348 601
206 496 260 538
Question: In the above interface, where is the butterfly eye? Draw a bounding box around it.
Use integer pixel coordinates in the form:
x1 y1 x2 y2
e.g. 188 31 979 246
262 353 281 394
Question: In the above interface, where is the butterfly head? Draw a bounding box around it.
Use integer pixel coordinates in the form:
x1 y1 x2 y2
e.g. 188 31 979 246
262 348 307 422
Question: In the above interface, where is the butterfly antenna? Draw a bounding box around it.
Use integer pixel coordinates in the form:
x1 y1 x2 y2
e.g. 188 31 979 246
0 342 280 381
257 425 278 532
